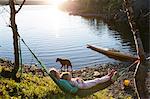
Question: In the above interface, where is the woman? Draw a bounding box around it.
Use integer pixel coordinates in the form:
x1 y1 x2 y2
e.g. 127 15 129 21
49 68 117 89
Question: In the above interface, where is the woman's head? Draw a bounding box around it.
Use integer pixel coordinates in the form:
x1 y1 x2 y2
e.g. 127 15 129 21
60 72 72 81
49 68 60 79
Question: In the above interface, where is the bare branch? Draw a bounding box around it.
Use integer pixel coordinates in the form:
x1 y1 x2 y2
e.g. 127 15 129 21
16 0 26 14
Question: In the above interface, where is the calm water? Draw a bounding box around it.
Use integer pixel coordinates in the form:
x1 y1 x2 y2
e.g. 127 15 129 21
0 5 137 69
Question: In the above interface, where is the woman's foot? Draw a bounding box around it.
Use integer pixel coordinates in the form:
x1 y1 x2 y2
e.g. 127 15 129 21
107 68 116 77
107 68 118 83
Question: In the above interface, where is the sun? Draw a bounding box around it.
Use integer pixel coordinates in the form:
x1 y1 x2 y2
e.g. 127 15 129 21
47 0 67 7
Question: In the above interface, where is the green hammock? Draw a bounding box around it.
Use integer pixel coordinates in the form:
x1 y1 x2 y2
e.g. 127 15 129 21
19 36 138 97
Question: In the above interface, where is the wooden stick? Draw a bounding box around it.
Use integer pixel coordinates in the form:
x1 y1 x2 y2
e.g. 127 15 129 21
133 61 141 99
123 0 145 61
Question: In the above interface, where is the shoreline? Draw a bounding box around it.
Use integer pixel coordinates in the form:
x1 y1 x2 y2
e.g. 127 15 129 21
0 57 130 76
0 58 138 98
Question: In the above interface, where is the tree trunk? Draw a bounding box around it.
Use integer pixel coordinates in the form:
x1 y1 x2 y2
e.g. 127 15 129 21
123 0 145 61
123 0 147 98
9 0 19 80
134 63 148 98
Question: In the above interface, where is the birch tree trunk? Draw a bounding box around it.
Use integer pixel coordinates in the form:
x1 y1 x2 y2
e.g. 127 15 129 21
123 0 145 61
123 0 147 98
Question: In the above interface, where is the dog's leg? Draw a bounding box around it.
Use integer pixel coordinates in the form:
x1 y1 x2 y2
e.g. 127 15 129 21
60 65 63 72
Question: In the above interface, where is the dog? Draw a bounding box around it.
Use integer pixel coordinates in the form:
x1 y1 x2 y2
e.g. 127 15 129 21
56 58 72 71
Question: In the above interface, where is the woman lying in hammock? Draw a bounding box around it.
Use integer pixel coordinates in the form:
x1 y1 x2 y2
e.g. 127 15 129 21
61 70 116 89
49 68 117 89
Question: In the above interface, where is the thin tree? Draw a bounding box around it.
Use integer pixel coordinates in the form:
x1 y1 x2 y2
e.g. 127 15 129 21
9 0 26 80
123 0 147 98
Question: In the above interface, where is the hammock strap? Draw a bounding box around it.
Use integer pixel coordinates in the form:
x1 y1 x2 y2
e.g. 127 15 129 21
118 59 140 78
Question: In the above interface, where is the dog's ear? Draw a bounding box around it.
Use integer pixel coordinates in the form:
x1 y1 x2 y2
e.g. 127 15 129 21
56 58 59 62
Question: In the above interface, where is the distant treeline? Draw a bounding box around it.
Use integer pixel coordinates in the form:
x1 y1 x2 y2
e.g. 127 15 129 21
60 0 149 26
60 0 123 14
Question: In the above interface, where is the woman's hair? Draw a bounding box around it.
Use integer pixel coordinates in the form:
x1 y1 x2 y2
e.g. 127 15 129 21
60 72 71 80
49 68 59 78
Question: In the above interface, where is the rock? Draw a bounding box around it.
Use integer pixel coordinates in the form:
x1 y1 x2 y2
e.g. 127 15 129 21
93 71 100 77
81 72 86 76
0 58 4 63
30 64 37 71
100 72 106 76
101 64 107 69
80 68 86 72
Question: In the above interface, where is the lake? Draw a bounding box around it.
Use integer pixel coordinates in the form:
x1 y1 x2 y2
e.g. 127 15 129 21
0 5 141 69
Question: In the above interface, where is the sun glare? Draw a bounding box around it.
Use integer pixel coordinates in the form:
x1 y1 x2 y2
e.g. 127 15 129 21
48 0 67 7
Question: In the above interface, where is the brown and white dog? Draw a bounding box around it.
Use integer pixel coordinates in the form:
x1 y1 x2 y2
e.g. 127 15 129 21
56 58 72 71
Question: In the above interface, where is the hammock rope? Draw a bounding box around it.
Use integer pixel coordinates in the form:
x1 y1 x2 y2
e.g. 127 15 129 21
18 35 58 85
18 37 23 77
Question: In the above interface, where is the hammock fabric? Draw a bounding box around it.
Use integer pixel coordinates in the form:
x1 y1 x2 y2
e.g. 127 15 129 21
19 37 118 97
47 73 112 97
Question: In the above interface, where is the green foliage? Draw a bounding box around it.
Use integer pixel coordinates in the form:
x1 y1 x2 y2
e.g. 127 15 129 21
0 66 2 72
0 73 64 99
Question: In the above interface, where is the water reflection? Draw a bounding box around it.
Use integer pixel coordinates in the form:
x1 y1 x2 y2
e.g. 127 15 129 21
107 21 149 56
83 17 150 56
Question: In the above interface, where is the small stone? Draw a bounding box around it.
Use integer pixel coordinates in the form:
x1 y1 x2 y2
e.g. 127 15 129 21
0 58 4 63
82 72 86 76
30 65 37 71
93 71 100 77
80 68 87 72
101 64 107 69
